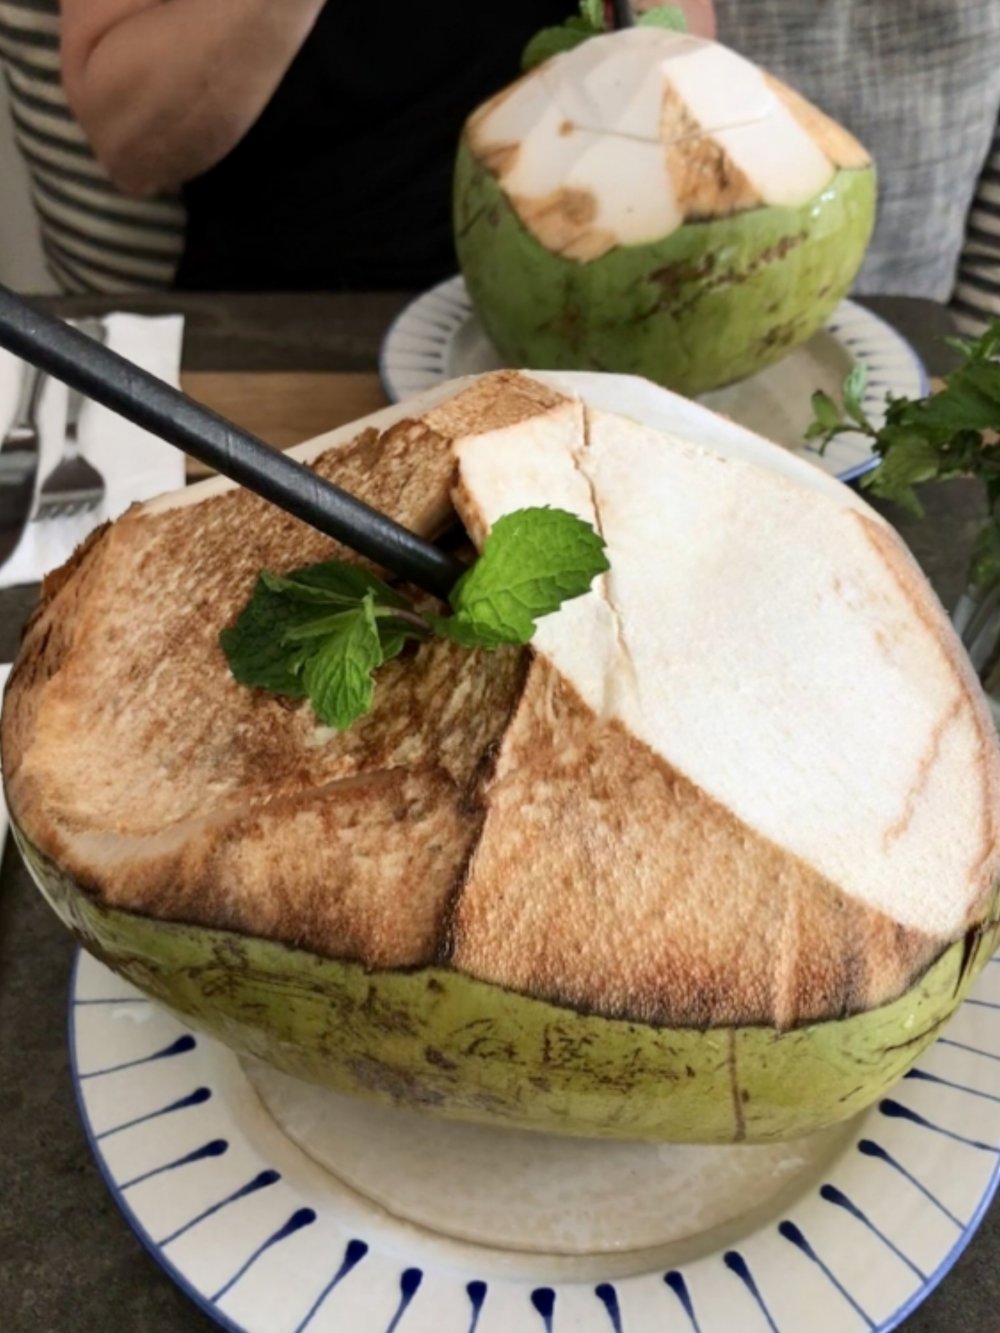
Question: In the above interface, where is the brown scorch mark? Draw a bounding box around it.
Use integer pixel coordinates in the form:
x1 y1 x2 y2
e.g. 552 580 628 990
883 695 963 849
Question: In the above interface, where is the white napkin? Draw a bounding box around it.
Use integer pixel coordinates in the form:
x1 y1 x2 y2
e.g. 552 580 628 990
0 313 186 589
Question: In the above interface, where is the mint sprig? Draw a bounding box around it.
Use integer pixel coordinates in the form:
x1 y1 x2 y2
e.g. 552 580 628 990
221 506 608 730
432 507 610 647
806 318 1000 586
298 593 383 730
521 3 687 72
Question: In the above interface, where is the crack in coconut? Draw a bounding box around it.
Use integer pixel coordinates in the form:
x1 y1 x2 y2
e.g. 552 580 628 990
532 31 781 150
727 1029 746 1142
571 407 640 720
772 874 805 1033
517 109 779 153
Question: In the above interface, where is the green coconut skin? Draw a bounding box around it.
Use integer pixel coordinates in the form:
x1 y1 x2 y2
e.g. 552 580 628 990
454 138 876 397
18 821 999 1145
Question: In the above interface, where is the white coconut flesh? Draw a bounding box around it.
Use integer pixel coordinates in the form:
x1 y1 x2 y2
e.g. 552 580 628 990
440 381 999 944
469 28 870 255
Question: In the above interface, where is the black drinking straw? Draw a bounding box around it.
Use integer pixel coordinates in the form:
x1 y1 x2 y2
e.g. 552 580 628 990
610 0 634 27
0 285 466 599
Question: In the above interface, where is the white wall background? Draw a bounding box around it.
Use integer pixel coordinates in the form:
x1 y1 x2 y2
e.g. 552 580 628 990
0 78 55 292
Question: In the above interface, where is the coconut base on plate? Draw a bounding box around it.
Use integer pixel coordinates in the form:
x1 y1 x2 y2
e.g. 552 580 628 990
242 1054 852 1271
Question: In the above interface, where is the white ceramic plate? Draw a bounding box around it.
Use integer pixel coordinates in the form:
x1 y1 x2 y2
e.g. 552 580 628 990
379 277 928 483
72 947 1000 1333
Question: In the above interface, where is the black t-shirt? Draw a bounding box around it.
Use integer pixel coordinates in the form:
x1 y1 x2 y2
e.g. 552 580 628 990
176 3 571 291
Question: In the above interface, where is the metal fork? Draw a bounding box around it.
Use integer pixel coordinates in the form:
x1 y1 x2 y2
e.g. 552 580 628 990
33 318 108 522
0 361 44 566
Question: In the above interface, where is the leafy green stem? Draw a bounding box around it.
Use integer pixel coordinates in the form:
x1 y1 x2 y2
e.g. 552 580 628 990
221 506 608 731
807 318 1000 598
372 605 434 635
521 2 688 71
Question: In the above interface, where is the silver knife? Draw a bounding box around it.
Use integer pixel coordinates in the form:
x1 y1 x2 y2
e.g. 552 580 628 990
0 361 44 567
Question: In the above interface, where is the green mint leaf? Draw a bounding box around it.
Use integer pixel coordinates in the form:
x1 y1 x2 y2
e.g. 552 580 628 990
810 390 843 433
948 323 1000 364
377 625 409 662
521 24 593 71
221 561 425 728
899 382 1000 437
222 555 410 698
301 592 383 729
220 575 318 695
374 609 433 662
262 562 407 609
224 511 609 727
281 610 365 643
862 431 939 514
860 478 923 516
439 507 609 647
842 364 870 428
804 420 833 442
638 6 689 32
426 612 511 650
953 355 1000 408
521 0 604 71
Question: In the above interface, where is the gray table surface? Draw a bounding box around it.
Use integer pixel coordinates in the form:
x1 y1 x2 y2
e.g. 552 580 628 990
0 292 992 1332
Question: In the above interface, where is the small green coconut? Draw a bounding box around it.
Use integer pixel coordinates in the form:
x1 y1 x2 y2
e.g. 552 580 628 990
3 372 997 1144
454 29 876 395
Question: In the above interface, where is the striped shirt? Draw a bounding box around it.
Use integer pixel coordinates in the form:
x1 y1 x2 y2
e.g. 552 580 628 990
953 119 1000 334
0 0 184 292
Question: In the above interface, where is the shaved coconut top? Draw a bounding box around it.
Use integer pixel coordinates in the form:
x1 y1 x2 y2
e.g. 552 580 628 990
450 389 999 940
4 370 998 1031
468 28 871 258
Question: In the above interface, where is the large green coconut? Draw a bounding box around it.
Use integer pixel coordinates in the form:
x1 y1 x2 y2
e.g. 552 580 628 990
454 29 876 396
20 840 1000 1144
3 371 998 1144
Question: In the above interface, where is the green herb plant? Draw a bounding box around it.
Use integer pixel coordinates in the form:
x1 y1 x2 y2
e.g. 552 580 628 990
521 2 687 72
807 319 1000 589
221 507 609 730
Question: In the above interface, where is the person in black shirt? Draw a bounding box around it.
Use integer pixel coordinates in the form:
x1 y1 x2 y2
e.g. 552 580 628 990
58 0 610 289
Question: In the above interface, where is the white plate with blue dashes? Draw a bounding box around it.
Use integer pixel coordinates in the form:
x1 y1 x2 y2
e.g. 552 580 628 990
379 277 927 485
71 946 1000 1333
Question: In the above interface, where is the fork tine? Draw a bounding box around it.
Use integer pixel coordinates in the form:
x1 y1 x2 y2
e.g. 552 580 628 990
33 489 104 522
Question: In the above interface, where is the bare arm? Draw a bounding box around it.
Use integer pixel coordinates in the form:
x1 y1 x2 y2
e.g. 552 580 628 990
60 0 327 197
